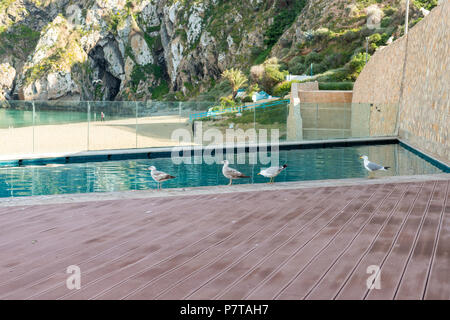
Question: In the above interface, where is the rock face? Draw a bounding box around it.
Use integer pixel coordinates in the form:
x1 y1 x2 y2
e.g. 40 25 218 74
0 0 276 101
0 0 438 102
0 63 16 100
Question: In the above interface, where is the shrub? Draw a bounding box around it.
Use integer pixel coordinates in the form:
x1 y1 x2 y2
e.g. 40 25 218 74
289 62 306 75
304 52 323 65
250 65 265 82
347 52 368 80
273 81 295 97
313 28 333 42
383 6 397 16
150 82 169 100
412 0 438 10
369 33 383 46
319 82 354 90
380 16 392 28
324 53 346 69
288 55 306 74
220 96 235 108
278 61 288 71
342 28 360 42
251 58 287 93
312 62 328 74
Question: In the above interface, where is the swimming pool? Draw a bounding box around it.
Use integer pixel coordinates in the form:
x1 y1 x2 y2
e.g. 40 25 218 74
0 143 446 198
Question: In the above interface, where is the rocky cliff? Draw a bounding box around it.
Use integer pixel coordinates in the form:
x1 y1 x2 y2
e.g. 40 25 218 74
0 0 438 102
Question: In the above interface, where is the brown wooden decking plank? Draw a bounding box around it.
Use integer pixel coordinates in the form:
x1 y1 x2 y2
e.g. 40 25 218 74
91 187 340 300
44 189 313 300
186 185 381 300
126 187 346 300
0 192 254 296
0 194 212 247
334 183 425 300
156 185 359 300
395 181 449 300
0 179 448 300
34 189 318 300
0 200 149 261
275 183 407 300
365 181 445 299
0 201 122 237
424 181 450 300
244 184 390 300
0 198 178 259
305 182 431 300
0 195 208 281
1 191 265 299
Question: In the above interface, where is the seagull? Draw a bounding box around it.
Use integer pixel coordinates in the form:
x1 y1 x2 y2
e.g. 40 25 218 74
360 156 390 179
148 166 176 190
258 164 288 184
222 160 250 186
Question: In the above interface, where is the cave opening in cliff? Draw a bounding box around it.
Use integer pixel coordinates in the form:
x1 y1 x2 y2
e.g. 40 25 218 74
88 44 122 101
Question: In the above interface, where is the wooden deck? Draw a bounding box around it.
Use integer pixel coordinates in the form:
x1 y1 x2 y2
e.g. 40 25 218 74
0 179 448 300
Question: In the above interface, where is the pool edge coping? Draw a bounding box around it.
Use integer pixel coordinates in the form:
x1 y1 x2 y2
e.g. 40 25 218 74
0 136 399 164
1 173 449 207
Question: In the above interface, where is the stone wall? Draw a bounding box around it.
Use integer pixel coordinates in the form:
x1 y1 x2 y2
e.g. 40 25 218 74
299 90 353 103
297 81 319 91
352 2 449 164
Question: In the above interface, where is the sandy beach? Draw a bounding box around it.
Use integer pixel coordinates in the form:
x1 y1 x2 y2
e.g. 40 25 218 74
0 115 194 156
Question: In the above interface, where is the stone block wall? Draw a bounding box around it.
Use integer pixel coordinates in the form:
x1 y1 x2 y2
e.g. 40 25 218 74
299 90 353 103
352 2 449 163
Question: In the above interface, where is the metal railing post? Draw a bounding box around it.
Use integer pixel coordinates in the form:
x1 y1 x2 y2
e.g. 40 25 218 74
405 0 410 35
32 101 35 153
87 101 90 151
135 101 138 148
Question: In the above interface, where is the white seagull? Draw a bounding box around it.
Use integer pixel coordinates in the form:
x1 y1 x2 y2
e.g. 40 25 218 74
258 164 288 184
222 160 250 186
360 156 390 178
148 166 176 190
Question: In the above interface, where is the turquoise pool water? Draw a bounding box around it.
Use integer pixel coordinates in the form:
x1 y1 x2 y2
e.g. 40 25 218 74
0 144 444 198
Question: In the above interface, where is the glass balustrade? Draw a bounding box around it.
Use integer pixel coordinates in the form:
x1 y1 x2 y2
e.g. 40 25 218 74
0 99 399 156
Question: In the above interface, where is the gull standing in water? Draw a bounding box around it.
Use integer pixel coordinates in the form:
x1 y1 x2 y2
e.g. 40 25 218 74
148 166 176 190
222 160 250 186
360 156 390 179
258 164 288 184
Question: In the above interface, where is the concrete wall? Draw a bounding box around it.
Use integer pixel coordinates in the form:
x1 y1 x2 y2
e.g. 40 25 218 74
287 82 354 141
352 2 449 163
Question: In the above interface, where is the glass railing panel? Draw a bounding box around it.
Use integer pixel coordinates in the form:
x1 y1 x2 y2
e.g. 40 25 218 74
368 103 399 137
350 103 371 139
0 99 401 157
137 101 186 149
254 99 289 143
88 101 137 151
33 100 88 154
0 100 34 155
188 102 239 148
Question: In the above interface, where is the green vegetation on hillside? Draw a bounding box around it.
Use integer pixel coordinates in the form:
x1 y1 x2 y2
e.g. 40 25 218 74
0 25 40 58
264 0 307 47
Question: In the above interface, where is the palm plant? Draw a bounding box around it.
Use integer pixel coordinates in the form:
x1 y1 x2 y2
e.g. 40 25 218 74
222 68 248 100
